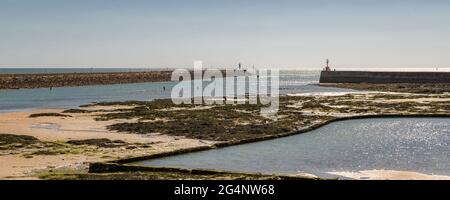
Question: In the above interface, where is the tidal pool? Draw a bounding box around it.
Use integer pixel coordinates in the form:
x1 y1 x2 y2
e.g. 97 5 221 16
135 118 450 178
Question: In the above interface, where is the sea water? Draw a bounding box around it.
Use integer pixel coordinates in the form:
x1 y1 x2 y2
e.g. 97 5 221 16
135 118 450 178
0 70 352 112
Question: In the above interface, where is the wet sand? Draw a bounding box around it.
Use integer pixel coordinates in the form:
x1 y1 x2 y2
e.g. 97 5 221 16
329 170 450 180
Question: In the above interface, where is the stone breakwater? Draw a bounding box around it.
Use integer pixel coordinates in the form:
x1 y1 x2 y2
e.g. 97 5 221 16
0 71 173 89
320 71 450 84
0 70 248 89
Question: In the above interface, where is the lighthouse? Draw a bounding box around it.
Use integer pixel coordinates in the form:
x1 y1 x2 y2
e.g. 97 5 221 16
324 59 331 71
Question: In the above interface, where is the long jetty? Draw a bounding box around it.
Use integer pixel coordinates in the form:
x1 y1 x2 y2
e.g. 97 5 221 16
0 71 173 89
0 69 248 90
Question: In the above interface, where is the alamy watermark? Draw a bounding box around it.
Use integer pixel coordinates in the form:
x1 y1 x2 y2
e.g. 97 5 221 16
170 61 279 116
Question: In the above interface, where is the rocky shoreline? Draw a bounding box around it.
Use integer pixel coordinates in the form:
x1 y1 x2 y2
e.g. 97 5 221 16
0 71 173 89
323 83 450 94
2 91 450 180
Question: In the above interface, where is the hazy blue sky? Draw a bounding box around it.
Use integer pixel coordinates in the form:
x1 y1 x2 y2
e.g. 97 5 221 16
0 0 449 69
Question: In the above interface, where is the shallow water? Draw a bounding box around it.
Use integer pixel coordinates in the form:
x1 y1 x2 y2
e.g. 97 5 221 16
0 81 175 112
0 70 353 112
135 118 450 178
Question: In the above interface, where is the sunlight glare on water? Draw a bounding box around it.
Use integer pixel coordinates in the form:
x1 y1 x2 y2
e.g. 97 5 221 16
136 118 450 178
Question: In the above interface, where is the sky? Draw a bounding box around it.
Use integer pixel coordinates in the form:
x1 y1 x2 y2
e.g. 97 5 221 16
0 0 450 69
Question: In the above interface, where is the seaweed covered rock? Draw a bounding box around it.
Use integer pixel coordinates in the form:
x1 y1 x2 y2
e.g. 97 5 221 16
67 138 127 148
0 134 40 150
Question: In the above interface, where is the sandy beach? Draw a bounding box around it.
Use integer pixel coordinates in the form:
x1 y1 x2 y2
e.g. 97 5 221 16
0 107 214 179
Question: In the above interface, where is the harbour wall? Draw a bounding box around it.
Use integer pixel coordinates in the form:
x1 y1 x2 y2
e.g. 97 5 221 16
320 71 450 84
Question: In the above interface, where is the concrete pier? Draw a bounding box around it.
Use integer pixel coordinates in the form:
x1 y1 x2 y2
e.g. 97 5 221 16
320 71 450 84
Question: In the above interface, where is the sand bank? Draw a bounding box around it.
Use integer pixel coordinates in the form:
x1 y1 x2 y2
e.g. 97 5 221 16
0 108 214 179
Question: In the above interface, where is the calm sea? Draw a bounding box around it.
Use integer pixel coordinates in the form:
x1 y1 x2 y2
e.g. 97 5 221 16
0 68 353 112
136 117 450 178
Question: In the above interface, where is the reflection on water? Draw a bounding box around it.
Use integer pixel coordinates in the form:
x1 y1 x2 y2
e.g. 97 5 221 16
135 118 450 178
